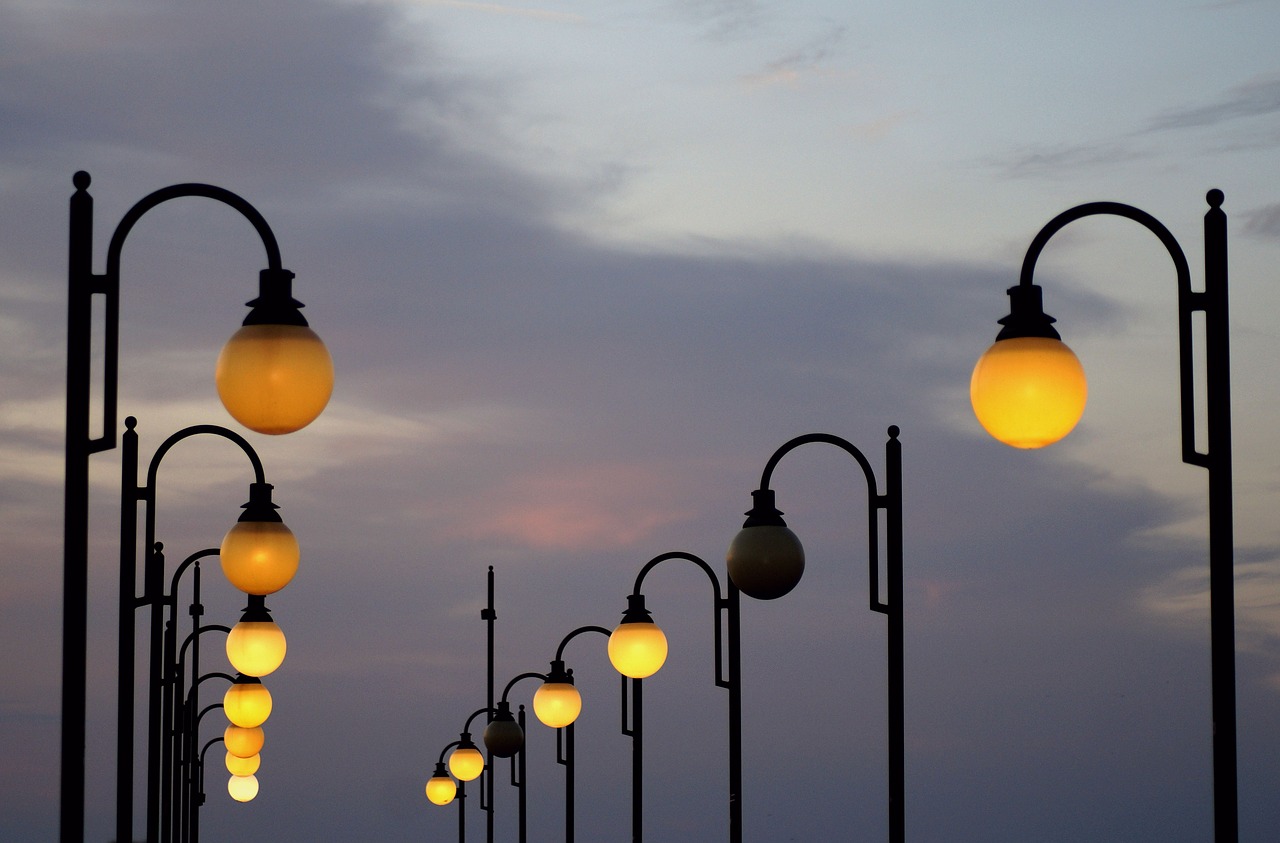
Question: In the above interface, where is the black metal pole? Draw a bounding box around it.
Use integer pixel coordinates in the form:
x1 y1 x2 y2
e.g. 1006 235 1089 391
62 171 97 843
517 706 528 843
1014 194 1237 840
886 430 905 843
751 429 905 842
624 677 642 843
483 566 496 843
1203 192 1237 842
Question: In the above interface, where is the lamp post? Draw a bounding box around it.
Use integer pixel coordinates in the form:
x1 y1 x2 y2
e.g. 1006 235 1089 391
485 624 615 843
607 551 739 843
726 429 904 843
63 171 331 843
119 417 297 843
969 192 1237 840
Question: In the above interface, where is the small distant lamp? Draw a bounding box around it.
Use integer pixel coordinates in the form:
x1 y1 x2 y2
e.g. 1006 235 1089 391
533 660 583 728
448 734 485 782
226 595 287 677
223 674 273 728
482 701 525 759
726 489 806 600
224 725 265 758
425 763 457 806
220 482 300 595
225 751 261 777
608 594 668 679
227 774 260 803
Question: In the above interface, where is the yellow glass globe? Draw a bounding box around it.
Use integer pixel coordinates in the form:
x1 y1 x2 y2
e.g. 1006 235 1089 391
448 745 485 782
223 680 272 728
216 323 333 435
533 682 583 729
225 751 261 777
226 619 287 677
970 336 1087 449
608 621 668 679
224 725 265 758
227 774 260 803
426 775 457 806
220 520 300 595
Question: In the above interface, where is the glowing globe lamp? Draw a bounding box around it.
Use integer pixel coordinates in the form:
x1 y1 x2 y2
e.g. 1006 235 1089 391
216 268 333 435
608 594 668 679
426 763 457 806
223 675 272 728
448 736 485 782
220 482 299 595
226 597 286 677
971 336 1087 449
227 774 260 803
533 660 582 728
973 283 1088 449
224 725 265 758
726 489 805 600
225 751 261 777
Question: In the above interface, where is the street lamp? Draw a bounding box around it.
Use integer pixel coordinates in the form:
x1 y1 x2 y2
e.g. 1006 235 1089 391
223 675 273 729
64 171 330 843
120 418 295 843
726 429 904 843
970 191 1238 841
608 552 739 843
225 595 288 677
427 761 459 806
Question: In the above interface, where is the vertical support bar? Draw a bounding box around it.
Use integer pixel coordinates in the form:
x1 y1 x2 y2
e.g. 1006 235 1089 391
482 566 496 843
629 679 643 843
117 421 139 843
1203 191 1238 843
458 779 467 843
62 172 94 843
564 722 575 843
146 542 165 843
517 706 528 843
727 583 742 843
886 427 905 843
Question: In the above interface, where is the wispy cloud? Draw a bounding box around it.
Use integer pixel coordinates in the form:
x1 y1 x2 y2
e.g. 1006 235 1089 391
406 0 584 23
994 141 1147 179
1243 202 1280 239
1147 74 1280 131
739 23 849 88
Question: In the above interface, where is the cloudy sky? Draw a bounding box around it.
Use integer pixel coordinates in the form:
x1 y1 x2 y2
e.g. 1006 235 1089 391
4 0 1280 840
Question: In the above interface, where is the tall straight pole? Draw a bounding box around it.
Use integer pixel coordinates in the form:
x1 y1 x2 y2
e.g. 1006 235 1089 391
1203 193 1237 842
63 174 107 843
886 431 905 843
727 582 742 843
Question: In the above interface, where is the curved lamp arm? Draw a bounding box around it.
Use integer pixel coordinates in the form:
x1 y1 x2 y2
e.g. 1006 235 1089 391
629 551 729 689
750 429 900 614
1012 196 1219 468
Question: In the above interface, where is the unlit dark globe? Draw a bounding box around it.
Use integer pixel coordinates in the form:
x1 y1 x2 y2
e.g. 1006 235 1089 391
726 524 805 600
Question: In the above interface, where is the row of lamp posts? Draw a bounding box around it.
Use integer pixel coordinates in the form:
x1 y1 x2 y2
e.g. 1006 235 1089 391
423 191 1240 841
57 172 1240 840
425 428 903 843
60 171 333 843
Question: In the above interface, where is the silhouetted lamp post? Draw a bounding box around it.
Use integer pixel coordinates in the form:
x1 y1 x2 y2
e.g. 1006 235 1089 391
63 171 331 843
726 429 904 843
970 191 1238 841
608 552 739 843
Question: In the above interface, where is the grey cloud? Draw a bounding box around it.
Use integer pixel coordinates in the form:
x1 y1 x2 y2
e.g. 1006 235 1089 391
1147 74 1280 131
992 141 1147 179
1243 202 1280 239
